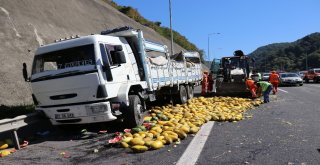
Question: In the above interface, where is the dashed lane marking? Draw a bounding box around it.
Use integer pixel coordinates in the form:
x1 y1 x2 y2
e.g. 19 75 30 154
176 121 215 165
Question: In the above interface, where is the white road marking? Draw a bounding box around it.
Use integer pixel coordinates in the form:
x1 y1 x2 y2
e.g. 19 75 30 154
176 121 215 165
278 88 288 93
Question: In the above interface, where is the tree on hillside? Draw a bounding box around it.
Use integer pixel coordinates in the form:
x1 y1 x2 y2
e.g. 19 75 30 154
249 32 320 72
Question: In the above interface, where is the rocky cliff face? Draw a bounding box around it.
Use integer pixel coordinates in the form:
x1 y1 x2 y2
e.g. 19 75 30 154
0 0 184 105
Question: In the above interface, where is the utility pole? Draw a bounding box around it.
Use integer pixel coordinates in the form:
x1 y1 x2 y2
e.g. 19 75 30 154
169 0 174 55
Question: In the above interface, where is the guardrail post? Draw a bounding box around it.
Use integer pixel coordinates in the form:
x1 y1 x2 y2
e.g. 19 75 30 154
0 112 41 150
11 130 20 150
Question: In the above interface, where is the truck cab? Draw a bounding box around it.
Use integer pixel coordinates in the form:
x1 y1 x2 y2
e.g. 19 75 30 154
27 34 144 125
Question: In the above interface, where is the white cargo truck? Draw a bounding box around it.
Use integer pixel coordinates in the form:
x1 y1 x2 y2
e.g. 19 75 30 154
23 27 202 127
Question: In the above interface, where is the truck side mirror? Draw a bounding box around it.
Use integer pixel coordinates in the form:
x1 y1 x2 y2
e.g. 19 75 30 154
22 63 30 82
114 51 126 64
114 45 123 51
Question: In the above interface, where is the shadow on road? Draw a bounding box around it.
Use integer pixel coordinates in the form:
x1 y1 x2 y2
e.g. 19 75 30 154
0 118 128 150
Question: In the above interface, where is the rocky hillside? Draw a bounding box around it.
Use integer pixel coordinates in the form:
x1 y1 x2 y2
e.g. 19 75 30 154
0 0 185 105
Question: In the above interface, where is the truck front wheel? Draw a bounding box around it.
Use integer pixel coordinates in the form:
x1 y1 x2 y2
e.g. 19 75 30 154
124 95 145 128
187 85 194 99
175 85 188 104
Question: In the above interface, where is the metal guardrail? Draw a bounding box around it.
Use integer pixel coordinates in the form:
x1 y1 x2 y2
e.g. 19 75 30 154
0 112 40 149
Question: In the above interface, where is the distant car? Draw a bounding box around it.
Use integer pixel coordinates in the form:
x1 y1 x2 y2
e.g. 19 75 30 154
280 73 303 86
262 73 271 81
298 71 307 79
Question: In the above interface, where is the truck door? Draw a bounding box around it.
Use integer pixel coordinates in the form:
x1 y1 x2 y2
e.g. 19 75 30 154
99 43 128 98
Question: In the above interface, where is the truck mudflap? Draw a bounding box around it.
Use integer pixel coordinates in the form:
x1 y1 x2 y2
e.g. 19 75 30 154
215 82 250 95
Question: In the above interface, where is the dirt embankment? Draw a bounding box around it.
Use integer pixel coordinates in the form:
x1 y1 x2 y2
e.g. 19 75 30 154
0 0 184 105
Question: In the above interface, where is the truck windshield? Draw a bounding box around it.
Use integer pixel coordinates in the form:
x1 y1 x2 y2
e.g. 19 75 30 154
230 58 246 68
226 57 246 68
32 44 95 74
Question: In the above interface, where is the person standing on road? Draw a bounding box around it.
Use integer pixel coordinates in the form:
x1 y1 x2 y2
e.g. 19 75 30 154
245 78 257 99
201 71 209 96
256 81 273 103
208 71 214 93
269 71 280 94
253 70 261 81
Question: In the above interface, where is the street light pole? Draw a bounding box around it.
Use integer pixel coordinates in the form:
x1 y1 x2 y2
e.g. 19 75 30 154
207 33 220 61
169 0 174 55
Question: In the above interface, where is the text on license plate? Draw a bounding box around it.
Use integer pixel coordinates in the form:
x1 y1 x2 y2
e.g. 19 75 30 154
55 113 74 119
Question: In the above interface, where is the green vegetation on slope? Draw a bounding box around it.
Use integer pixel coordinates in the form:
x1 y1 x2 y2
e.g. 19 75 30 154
107 1 205 61
249 32 320 72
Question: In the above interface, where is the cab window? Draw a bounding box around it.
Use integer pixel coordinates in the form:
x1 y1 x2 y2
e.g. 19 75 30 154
105 44 124 66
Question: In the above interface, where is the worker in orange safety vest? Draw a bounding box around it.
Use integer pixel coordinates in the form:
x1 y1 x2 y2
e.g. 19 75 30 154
269 71 280 95
201 71 209 96
245 78 257 98
208 71 214 93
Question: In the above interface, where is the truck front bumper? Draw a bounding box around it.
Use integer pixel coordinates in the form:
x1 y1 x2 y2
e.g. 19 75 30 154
36 101 117 125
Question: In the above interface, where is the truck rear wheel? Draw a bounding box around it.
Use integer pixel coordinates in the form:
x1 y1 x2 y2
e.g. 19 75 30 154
187 85 194 99
175 85 188 104
124 95 145 128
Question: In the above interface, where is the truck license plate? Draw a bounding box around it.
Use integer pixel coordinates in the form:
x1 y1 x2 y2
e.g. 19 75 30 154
55 113 74 119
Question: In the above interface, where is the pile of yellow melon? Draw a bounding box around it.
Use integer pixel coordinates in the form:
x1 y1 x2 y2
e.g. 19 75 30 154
111 96 263 153
0 140 15 157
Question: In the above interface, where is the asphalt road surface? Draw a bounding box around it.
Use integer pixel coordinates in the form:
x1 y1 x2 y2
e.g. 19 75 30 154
1 84 320 165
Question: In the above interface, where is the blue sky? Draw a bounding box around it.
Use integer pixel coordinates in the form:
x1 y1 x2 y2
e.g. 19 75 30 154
113 0 320 60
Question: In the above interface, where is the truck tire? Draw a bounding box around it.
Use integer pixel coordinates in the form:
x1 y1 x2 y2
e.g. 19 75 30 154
175 85 188 104
124 95 145 128
187 85 194 99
